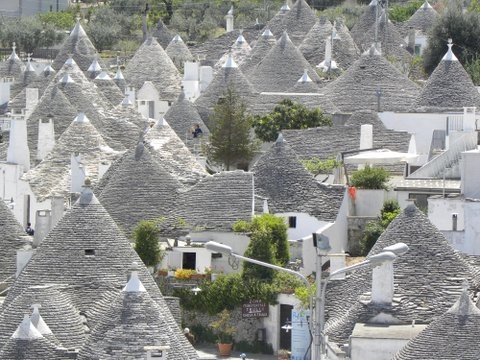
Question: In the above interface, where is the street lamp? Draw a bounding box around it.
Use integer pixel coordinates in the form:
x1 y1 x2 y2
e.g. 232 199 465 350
316 242 409 359
205 241 408 360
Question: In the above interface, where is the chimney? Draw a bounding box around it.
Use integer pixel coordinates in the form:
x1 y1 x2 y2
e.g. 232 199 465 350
360 124 373 150
225 6 234 33
124 262 147 292
371 256 395 304
33 210 52 247
51 196 65 229
329 252 347 280
25 88 39 117
71 154 86 193
37 117 55 161
407 27 415 54
7 117 30 171
463 107 476 131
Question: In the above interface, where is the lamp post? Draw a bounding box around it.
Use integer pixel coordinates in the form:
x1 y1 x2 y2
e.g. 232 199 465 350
315 242 409 359
205 241 408 360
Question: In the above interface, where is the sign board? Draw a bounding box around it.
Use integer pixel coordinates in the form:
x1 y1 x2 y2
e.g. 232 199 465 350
242 299 269 318
290 309 311 360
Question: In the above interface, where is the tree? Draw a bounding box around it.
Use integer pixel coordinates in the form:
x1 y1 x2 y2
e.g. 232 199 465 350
132 219 164 268
388 0 423 23
205 87 260 170
233 213 290 280
302 157 342 177
423 4 480 76
251 99 332 142
349 165 390 190
361 199 401 255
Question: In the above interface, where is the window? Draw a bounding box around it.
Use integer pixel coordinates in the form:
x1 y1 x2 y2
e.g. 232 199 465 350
85 249 95 256
288 216 297 228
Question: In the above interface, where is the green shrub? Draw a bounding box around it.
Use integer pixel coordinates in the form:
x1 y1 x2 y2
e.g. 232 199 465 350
132 219 164 268
350 166 390 190
361 220 385 255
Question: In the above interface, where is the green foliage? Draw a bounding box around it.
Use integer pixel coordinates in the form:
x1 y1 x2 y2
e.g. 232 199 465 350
319 4 365 29
389 0 423 23
272 272 305 294
302 157 342 177
205 87 260 170
361 199 401 254
423 5 480 75
174 273 278 315
350 166 391 190
231 220 251 232
209 309 236 343
189 324 217 344
234 214 290 270
132 219 164 267
294 284 316 308
361 220 385 255
38 11 75 30
243 228 276 281
251 99 332 142
464 56 480 86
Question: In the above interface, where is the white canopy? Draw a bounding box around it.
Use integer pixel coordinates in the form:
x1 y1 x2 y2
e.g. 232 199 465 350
344 149 419 165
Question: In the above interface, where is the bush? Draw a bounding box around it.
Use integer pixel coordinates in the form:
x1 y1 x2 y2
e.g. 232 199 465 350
360 199 401 255
350 166 390 190
132 219 164 268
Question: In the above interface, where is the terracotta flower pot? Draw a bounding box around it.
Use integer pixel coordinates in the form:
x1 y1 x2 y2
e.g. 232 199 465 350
217 342 233 356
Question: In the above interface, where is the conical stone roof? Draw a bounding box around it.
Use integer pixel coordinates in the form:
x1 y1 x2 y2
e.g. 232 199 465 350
268 0 316 45
323 45 420 112
332 18 361 71
10 60 39 100
151 18 176 49
77 269 196 359
350 0 379 50
252 137 344 221
163 88 210 148
3 184 198 360
0 284 86 350
298 16 334 67
93 71 125 106
249 31 322 92
324 205 477 327
52 20 105 72
0 316 68 360
26 83 78 165
0 44 25 79
123 36 181 102
412 42 480 112
392 290 480 360
214 33 252 72
97 142 182 236
22 113 121 201
0 200 31 287
240 28 276 77
143 119 208 186
403 1 438 34
165 34 194 70
194 57 256 124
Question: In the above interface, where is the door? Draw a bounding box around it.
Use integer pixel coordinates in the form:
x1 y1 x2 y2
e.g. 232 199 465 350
279 304 293 350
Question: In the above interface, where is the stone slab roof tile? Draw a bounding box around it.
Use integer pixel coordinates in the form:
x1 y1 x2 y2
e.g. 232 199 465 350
393 290 480 360
323 205 477 342
0 200 31 286
123 37 181 102
252 138 344 221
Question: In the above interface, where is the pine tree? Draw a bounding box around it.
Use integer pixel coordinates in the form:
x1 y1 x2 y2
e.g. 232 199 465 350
206 87 260 170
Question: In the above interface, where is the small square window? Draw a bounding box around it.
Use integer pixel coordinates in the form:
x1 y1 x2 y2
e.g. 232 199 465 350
85 249 95 256
288 216 297 228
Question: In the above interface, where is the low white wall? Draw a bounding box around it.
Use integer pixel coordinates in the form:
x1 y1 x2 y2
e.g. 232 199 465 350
350 338 410 360
351 189 391 217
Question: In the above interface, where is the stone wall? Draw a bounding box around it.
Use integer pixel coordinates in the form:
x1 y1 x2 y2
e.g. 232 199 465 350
347 216 377 256
183 307 265 343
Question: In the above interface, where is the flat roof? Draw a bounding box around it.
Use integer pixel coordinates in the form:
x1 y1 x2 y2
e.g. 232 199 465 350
351 323 427 340
390 176 461 193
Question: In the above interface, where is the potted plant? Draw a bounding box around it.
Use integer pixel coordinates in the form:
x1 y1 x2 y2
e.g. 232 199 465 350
278 349 290 360
209 309 236 356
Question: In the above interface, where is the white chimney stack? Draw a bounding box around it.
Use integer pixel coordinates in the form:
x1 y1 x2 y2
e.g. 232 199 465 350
37 117 55 161
33 210 52 247
371 257 395 304
225 6 234 33
7 117 30 171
